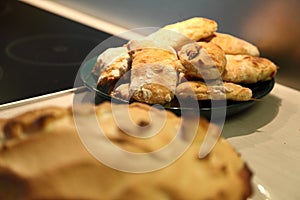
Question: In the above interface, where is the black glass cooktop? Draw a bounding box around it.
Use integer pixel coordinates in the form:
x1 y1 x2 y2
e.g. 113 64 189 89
0 0 112 104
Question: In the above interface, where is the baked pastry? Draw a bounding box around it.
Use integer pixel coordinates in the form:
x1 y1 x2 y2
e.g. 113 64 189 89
92 47 131 86
0 102 252 200
176 81 252 101
208 33 260 56
148 17 218 50
178 42 226 80
128 41 182 104
222 55 278 84
163 17 218 42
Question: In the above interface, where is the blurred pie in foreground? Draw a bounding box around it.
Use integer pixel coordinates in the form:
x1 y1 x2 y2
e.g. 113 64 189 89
0 102 252 200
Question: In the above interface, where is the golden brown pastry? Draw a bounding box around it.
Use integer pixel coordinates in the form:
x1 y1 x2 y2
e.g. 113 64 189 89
208 33 260 56
163 17 218 42
92 47 131 86
178 42 226 80
128 41 182 104
0 102 252 200
148 17 218 50
222 55 278 84
176 81 252 101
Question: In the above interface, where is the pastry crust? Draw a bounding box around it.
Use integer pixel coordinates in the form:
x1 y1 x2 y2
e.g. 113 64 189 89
222 55 278 84
147 17 218 50
176 81 252 101
178 42 226 80
208 32 260 56
92 47 131 86
163 17 218 42
0 102 253 200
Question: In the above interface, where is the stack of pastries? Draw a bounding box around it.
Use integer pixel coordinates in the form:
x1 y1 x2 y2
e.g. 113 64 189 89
92 17 278 104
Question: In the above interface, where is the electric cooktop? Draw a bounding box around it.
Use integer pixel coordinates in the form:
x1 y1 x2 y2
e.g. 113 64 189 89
0 1 113 105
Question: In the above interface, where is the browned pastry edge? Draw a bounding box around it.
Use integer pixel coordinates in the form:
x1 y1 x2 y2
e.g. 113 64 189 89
240 163 253 200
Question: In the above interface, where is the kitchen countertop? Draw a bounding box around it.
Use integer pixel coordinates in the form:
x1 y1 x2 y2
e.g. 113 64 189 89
224 83 300 200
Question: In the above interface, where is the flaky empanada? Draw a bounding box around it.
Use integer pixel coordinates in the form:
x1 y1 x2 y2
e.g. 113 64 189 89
148 17 218 50
92 47 131 86
164 17 218 41
222 55 278 84
208 33 260 56
176 81 252 101
128 42 182 104
178 42 226 80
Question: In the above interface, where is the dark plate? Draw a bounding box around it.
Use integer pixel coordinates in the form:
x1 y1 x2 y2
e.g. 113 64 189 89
80 57 275 118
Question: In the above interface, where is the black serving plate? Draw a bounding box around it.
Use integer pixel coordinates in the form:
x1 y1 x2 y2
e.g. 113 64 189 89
80 57 275 118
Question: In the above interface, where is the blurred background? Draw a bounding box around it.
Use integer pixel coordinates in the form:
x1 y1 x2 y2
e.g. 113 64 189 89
55 0 300 91
1 0 299 105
